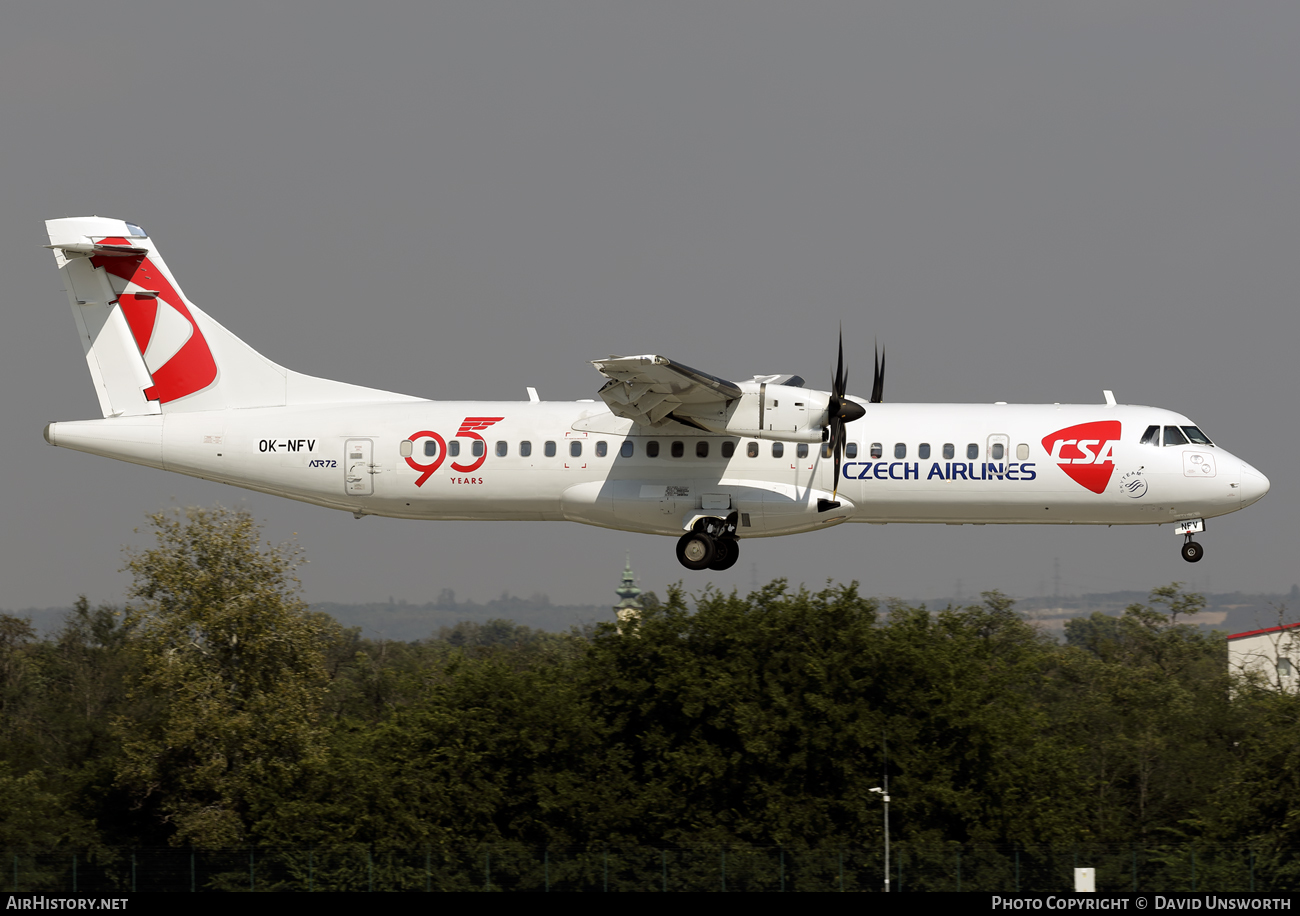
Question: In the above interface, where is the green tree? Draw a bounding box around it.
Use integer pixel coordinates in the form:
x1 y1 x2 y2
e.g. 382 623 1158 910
0 613 39 770
39 599 139 768
1199 602 1300 887
876 592 1080 852
1053 585 1233 844
0 605 118 855
113 506 339 847
0 762 97 854
1201 687 1300 887
583 580 885 852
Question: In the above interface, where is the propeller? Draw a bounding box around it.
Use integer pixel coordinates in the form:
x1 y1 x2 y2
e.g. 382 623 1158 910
826 328 867 499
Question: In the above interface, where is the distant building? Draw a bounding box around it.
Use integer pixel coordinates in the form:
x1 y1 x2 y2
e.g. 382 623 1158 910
1227 622 1300 691
614 558 644 631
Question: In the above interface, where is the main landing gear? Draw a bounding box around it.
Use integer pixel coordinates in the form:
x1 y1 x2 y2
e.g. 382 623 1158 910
676 512 741 571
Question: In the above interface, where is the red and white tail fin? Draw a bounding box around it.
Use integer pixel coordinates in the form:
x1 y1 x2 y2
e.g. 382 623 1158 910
46 217 417 417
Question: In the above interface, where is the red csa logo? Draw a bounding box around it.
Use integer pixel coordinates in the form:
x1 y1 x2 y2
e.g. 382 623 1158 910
1042 421 1122 494
92 239 217 404
405 417 504 486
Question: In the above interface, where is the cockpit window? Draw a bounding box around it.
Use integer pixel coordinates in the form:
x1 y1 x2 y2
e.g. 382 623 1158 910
1181 426 1213 446
1163 426 1189 447
1140 425 1160 446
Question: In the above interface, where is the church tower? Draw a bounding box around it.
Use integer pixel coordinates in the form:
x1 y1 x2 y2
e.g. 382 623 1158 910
613 557 644 632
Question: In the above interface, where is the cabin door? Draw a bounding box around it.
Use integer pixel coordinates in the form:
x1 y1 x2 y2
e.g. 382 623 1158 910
345 438 374 495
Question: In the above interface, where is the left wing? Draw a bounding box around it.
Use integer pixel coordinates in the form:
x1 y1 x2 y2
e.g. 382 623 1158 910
592 355 742 428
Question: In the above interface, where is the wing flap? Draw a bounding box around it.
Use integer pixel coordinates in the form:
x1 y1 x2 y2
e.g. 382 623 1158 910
592 355 742 428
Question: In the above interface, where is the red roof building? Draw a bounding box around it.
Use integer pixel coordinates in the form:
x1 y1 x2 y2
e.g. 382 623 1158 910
1227 621 1300 691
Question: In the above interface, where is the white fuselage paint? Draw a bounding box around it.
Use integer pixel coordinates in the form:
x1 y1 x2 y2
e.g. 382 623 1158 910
44 398 1268 540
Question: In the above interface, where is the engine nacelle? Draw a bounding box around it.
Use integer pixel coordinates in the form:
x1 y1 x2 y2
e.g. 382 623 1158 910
676 381 837 442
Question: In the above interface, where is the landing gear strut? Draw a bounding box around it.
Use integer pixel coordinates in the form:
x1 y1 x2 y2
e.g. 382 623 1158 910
676 513 741 570
1176 518 1206 564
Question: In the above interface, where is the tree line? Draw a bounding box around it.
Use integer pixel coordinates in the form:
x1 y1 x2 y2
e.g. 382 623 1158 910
2 506 1298 889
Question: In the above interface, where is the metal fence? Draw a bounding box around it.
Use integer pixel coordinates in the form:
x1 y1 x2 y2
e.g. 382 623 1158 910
6 843 1297 892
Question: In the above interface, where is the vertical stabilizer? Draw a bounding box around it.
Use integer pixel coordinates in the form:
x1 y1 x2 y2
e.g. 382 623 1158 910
46 217 416 416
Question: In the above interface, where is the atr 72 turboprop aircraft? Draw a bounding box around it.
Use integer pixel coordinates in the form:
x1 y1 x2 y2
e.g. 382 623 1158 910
42 217 1269 571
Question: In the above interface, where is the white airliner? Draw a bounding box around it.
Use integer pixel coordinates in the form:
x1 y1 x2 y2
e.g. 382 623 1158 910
42 217 1270 570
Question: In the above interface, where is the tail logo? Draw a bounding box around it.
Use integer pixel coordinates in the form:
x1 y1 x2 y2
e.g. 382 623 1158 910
92 239 217 404
1041 421 1122 494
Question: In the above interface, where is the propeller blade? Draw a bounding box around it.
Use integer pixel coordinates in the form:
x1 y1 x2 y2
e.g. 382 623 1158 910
835 328 846 400
831 417 845 497
871 342 885 404
832 437 841 497
827 327 857 423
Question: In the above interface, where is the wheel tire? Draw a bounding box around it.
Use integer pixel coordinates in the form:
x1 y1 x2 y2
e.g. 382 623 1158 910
708 537 740 571
1181 541 1204 563
676 531 716 570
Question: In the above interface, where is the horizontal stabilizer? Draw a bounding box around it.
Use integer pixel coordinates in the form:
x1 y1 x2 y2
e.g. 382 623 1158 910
46 241 149 257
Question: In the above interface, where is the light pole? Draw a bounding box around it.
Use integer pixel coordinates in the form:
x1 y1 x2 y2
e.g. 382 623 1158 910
870 780 890 892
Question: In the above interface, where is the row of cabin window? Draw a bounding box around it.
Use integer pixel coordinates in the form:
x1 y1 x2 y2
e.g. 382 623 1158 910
415 440 611 459
416 439 732 459
1139 425 1214 447
643 441 827 459
419 440 834 460
411 438 1029 462
857 442 1031 461
652 441 1032 461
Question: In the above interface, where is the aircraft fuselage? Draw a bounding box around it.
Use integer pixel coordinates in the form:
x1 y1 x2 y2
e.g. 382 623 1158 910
45 399 1267 538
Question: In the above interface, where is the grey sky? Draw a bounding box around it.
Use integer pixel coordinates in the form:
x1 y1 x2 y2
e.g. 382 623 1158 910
3 2 1295 615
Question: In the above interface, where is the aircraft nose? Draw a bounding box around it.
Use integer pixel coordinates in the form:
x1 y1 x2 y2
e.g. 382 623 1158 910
1240 464 1270 508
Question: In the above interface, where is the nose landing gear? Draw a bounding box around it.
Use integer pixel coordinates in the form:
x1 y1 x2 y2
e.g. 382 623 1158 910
676 512 741 570
1175 518 1206 563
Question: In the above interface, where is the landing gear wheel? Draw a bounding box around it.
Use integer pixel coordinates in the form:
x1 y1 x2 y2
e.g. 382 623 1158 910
676 531 716 570
708 537 740 571
1181 540 1204 564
